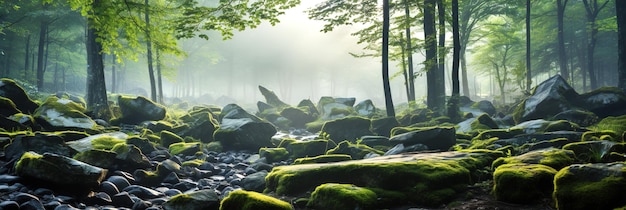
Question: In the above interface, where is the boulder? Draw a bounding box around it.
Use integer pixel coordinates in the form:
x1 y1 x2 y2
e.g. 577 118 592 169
66 132 128 152
354 99 376 117
552 109 599 127
214 104 277 151
280 107 316 128
326 140 383 159
259 147 289 163
389 126 456 151
162 189 220 210
117 95 166 125
0 96 20 117
491 148 576 170
563 140 626 163
370 117 399 137
34 96 97 130
15 151 107 189
283 139 336 159
258 85 290 109
219 189 293 210
307 183 377 210
266 151 499 207
296 99 319 117
0 78 39 114
177 108 218 143
320 116 372 143
317 96 355 120
293 154 352 164
5 132 72 161
577 87 626 118
553 162 626 210
240 171 269 192
492 163 557 204
513 75 579 123
169 142 202 156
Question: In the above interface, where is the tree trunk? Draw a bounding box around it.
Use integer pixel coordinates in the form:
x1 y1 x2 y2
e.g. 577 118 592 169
144 0 157 101
526 0 532 92
447 0 461 122
111 53 116 93
156 48 163 103
618 0 626 90
583 0 610 90
424 0 443 113
461 49 469 96
86 17 112 120
437 0 446 93
557 0 569 81
404 0 415 102
24 35 30 81
382 0 395 117
37 21 47 90
400 37 410 101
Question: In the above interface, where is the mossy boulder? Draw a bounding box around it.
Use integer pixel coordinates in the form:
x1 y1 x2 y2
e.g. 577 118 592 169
456 114 499 133
492 148 576 170
562 140 626 163
134 159 181 186
370 117 400 137
553 162 626 210
126 136 158 154
34 96 97 130
258 85 290 109
293 154 352 164
354 99 377 117
513 75 579 123
162 189 220 210
66 132 128 153
280 106 316 128
266 151 496 207
472 128 524 141
326 140 383 159
544 120 584 132
552 109 599 127
589 115 626 137
177 108 218 143
307 183 377 210
577 86 626 118
220 189 293 210
117 95 166 125
169 142 202 156
0 96 21 117
15 151 107 189
320 116 373 143
317 96 355 120
4 132 72 161
0 78 39 114
389 126 456 151
214 104 277 151
582 130 621 142
259 147 290 163
492 163 557 204
160 130 184 148
285 139 336 159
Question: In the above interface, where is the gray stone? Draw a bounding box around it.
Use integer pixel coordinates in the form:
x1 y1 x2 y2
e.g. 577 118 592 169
354 99 376 117
33 96 96 130
389 126 456 151
15 152 107 189
214 104 277 151
117 95 166 125
320 116 373 143
240 171 268 192
0 78 39 114
162 189 220 210
5 133 72 161
514 75 579 123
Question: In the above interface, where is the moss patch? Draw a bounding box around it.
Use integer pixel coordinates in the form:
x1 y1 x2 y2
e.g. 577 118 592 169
491 148 576 170
590 115 626 136
259 147 290 163
91 136 126 151
220 189 293 210
286 139 336 159
553 162 626 210
326 140 383 159
293 154 352 164
307 183 377 210
169 142 202 156
492 163 557 203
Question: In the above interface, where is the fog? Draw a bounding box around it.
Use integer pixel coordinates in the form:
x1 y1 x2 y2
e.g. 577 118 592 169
152 1 431 108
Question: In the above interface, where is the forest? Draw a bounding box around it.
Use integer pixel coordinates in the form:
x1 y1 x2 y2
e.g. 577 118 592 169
1 0 626 210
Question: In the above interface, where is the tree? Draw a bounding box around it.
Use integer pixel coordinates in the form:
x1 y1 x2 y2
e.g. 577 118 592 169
526 0 532 92
424 0 444 113
403 0 416 102
557 0 570 81
618 0 626 90
582 0 611 90
383 0 395 117
447 0 461 122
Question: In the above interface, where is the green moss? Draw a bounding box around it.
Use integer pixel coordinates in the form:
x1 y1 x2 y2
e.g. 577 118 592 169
220 190 293 210
562 141 618 163
293 154 352 164
259 147 290 163
307 183 377 210
304 120 325 133
544 120 582 132
286 139 336 159
582 130 621 142
553 163 626 210
182 159 206 167
468 137 500 150
590 115 626 136
326 140 383 159
491 148 575 170
160 130 183 148
14 151 43 173
472 128 524 141
205 141 223 152
91 136 126 151
169 142 202 156
492 163 557 203
73 149 117 169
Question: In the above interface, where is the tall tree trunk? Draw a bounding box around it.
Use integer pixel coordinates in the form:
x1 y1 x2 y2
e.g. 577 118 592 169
404 0 415 102
400 36 410 101
583 0 610 90
24 35 30 81
437 0 445 92
448 0 461 122
526 0 532 92
557 0 569 81
618 0 626 90
382 0 395 117
460 49 469 96
424 0 442 113
144 0 157 101
156 48 163 103
37 21 47 90
86 14 112 120
111 53 116 93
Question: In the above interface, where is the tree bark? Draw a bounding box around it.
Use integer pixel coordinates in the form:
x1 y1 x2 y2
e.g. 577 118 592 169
404 0 415 102
437 0 446 93
111 53 116 93
36 21 47 91
448 0 461 122
557 0 569 81
382 0 395 117
156 48 163 103
86 22 112 120
424 0 443 113
526 0 532 92
618 0 626 90
24 35 30 81
144 0 157 101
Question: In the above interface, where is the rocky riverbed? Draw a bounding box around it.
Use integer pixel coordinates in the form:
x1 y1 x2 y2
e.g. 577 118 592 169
1 75 626 210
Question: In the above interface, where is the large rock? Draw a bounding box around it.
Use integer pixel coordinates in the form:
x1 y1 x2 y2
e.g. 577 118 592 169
162 189 220 210
491 148 576 170
553 162 626 210
214 104 277 151
5 132 73 161
0 78 39 114
354 99 376 117
34 96 97 130
266 151 501 207
577 87 626 118
116 95 166 124
513 75 579 123
319 116 373 143
0 96 20 117
66 132 128 152
280 107 316 128
219 189 293 210
492 163 557 204
15 151 107 189
317 96 355 120
177 107 219 143
389 126 456 151
562 140 626 163
307 183 377 210
258 85 290 109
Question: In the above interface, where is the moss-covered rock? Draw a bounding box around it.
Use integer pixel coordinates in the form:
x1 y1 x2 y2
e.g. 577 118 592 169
370 117 399 137
66 132 128 152
134 159 180 186
4 132 72 160
544 120 584 132
491 148 575 170
552 109 599 127
320 116 373 143
389 126 456 151
162 189 220 210
160 130 184 148
169 142 202 156
214 104 276 151
581 130 620 142
0 78 39 114
34 96 97 130
307 183 377 210
589 115 626 137
317 96 355 120
220 189 293 210
576 86 626 118
0 96 21 117
266 151 496 207
15 151 107 189
562 140 626 163
280 106 316 128
258 85 290 109
259 147 290 163
553 162 626 210
472 128 524 141
285 139 336 159
326 140 383 159
512 75 579 123
177 108 218 143
293 154 352 164
492 163 557 203
117 95 166 125
354 99 377 117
